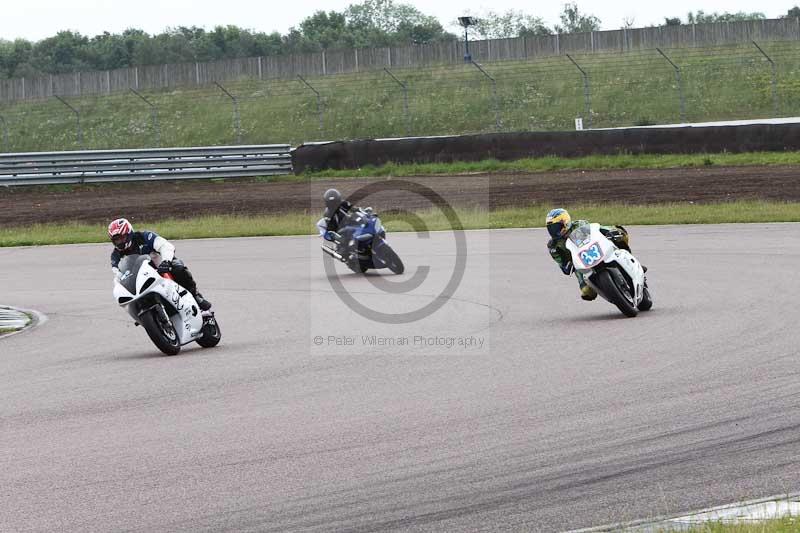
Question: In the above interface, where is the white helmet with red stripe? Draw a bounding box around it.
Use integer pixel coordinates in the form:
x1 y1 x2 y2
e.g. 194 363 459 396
108 218 134 251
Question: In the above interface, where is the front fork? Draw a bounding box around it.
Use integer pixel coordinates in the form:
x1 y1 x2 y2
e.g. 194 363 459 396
133 298 171 327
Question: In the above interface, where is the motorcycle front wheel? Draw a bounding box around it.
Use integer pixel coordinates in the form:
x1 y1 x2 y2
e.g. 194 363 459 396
140 305 181 355
373 242 404 274
595 269 638 318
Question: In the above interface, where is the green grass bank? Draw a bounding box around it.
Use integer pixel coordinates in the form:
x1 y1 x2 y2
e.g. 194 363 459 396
3 41 800 152
2 201 798 247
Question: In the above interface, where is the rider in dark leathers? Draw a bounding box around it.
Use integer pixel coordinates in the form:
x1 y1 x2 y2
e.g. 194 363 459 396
316 188 354 240
108 218 212 311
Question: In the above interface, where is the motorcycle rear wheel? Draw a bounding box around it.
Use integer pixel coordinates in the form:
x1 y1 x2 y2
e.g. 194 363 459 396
196 316 222 348
638 285 653 311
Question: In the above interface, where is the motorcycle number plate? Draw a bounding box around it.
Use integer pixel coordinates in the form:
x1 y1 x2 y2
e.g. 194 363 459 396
579 243 603 267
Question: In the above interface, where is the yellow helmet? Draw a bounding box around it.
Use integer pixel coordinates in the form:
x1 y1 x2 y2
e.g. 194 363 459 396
545 208 571 239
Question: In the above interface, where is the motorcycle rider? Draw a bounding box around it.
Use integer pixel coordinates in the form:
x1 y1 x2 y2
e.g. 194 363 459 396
108 218 212 311
316 188 354 241
317 188 376 268
545 208 641 301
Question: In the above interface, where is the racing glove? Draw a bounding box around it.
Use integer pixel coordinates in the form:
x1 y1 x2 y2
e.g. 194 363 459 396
157 260 173 274
561 261 574 275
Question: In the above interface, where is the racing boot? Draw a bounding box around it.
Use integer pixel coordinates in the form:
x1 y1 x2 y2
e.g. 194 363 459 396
194 292 212 311
580 284 597 301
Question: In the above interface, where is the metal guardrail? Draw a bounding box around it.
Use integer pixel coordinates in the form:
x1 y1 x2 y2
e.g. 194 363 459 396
0 145 293 186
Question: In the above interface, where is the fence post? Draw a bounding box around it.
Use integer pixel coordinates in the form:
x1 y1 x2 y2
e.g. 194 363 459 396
130 88 161 147
384 67 411 137
655 48 686 123
0 114 9 152
214 82 242 144
54 95 83 148
297 74 323 135
752 41 779 116
469 61 501 132
566 54 592 128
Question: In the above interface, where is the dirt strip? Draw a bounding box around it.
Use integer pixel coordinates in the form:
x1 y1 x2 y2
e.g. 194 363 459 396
1 165 798 226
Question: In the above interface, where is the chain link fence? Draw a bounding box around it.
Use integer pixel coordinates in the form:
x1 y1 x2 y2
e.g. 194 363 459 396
1 41 800 153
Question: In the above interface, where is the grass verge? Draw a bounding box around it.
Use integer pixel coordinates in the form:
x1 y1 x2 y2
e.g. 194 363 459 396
1 201 798 247
681 516 798 532
304 152 800 179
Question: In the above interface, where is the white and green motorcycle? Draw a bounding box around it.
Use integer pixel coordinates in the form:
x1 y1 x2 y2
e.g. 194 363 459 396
565 221 653 317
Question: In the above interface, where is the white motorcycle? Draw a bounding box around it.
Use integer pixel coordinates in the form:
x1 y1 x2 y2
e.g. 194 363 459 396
565 221 652 317
113 255 221 355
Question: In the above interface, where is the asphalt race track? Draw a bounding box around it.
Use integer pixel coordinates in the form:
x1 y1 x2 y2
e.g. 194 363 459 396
1 225 799 532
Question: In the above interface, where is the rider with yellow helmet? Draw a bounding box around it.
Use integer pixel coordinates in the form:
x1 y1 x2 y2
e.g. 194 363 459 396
545 208 635 301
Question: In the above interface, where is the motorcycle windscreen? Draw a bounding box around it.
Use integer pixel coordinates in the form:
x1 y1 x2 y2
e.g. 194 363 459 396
568 221 592 246
117 255 150 295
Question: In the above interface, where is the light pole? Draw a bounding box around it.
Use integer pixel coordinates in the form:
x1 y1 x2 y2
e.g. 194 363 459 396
459 16 477 63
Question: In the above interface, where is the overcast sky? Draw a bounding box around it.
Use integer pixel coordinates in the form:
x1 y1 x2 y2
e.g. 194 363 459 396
1 0 797 41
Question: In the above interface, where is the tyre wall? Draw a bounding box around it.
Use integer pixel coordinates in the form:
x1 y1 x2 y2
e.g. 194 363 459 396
292 124 800 173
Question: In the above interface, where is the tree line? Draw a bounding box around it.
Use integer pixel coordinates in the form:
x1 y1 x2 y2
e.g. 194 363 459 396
2 0 799 80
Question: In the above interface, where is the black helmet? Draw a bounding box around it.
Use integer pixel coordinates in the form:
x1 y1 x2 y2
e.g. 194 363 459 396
323 188 343 211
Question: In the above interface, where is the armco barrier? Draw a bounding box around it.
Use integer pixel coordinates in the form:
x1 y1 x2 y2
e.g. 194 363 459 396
292 124 800 173
0 145 292 186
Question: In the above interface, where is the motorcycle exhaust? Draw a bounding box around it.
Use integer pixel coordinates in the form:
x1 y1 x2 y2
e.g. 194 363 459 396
321 245 345 262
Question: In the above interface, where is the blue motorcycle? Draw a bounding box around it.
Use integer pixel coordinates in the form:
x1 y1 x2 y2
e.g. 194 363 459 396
320 207 404 275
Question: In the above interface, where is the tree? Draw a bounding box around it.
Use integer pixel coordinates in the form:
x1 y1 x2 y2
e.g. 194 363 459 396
664 17 682 26
784 6 800 18
464 10 552 39
30 31 92 74
686 11 765 24
345 0 431 33
395 19 455 44
343 0 452 46
297 11 353 50
0 39 34 79
555 3 601 34
85 32 133 70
